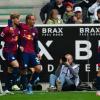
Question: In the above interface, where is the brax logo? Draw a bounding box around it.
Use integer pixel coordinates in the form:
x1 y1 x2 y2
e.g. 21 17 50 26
79 27 100 36
42 28 63 37
42 28 63 34
0 41 53 61
38 40 53 60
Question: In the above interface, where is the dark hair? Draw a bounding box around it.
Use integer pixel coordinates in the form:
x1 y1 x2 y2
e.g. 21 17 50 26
97 9 100 14
61 56 67 62
26 14 35 23
10 13 20 19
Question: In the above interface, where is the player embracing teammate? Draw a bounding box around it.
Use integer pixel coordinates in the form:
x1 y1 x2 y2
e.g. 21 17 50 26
0 13 42 94
0 13 20 94
18 14 42 94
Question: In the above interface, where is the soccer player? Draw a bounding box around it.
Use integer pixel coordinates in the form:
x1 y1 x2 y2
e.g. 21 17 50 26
8 14 42 94
1 13 20 93
96 45 100 96
19 14 42 94
9 14 42 94
96 68 100 96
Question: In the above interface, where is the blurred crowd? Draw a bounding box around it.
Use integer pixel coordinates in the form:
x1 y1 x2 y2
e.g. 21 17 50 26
40 0 100 24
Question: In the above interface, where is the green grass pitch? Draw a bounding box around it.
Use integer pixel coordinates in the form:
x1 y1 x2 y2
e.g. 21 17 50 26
0 91 100 100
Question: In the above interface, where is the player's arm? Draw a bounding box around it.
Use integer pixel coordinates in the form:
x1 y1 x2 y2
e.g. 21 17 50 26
34 28 41 60
8 19 22 30
0 33 4 49
18 35 24 52
0 28 7 49
8 19 15 33
67 63 79 77
17 35 24 52
0 28 6 43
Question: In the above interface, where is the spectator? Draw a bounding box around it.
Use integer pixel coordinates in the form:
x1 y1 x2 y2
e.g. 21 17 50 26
88 0 100 22
56 54 79 91
48 57 65 91
48 54 79 91
40 0 66 24
47 9 63 24
67 6 83 23
94 9 100 23
74 0 96 23
63 2 74 23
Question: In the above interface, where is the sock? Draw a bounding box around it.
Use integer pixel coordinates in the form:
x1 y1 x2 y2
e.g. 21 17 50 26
26 73 33 92
31 73 40 85
5 73 13 90
21 74 28 90
96 76 100 91
27 73 33 83
12 67 20 85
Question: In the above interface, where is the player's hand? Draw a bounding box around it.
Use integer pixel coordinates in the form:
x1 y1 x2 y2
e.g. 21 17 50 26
20 46 24 52
66 59 70 66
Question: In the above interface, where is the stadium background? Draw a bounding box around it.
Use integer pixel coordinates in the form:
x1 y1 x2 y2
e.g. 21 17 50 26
0 0 100 99
0 24 99 84
0 0 49 25
0 0 83 25
0 0 99 89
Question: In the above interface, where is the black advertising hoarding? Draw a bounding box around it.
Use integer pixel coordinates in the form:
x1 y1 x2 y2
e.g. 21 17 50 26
0 24 100 82
37 24 100 82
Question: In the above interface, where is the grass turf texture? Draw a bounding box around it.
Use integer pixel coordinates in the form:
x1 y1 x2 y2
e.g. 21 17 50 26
0 91 100 100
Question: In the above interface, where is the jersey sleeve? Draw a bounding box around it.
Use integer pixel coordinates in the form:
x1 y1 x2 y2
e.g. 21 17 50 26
0 27 8 46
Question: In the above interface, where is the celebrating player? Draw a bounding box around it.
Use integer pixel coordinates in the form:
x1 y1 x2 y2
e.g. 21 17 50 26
96 68 100 96
1 13 20 94
20 14 42 94
8 14 42 94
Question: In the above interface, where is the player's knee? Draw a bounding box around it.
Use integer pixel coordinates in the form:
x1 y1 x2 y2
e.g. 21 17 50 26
11 60 19 68
14 65 19 68
97 73 100 77
35 65 43 73
15 62 19 68
29 68 35 73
